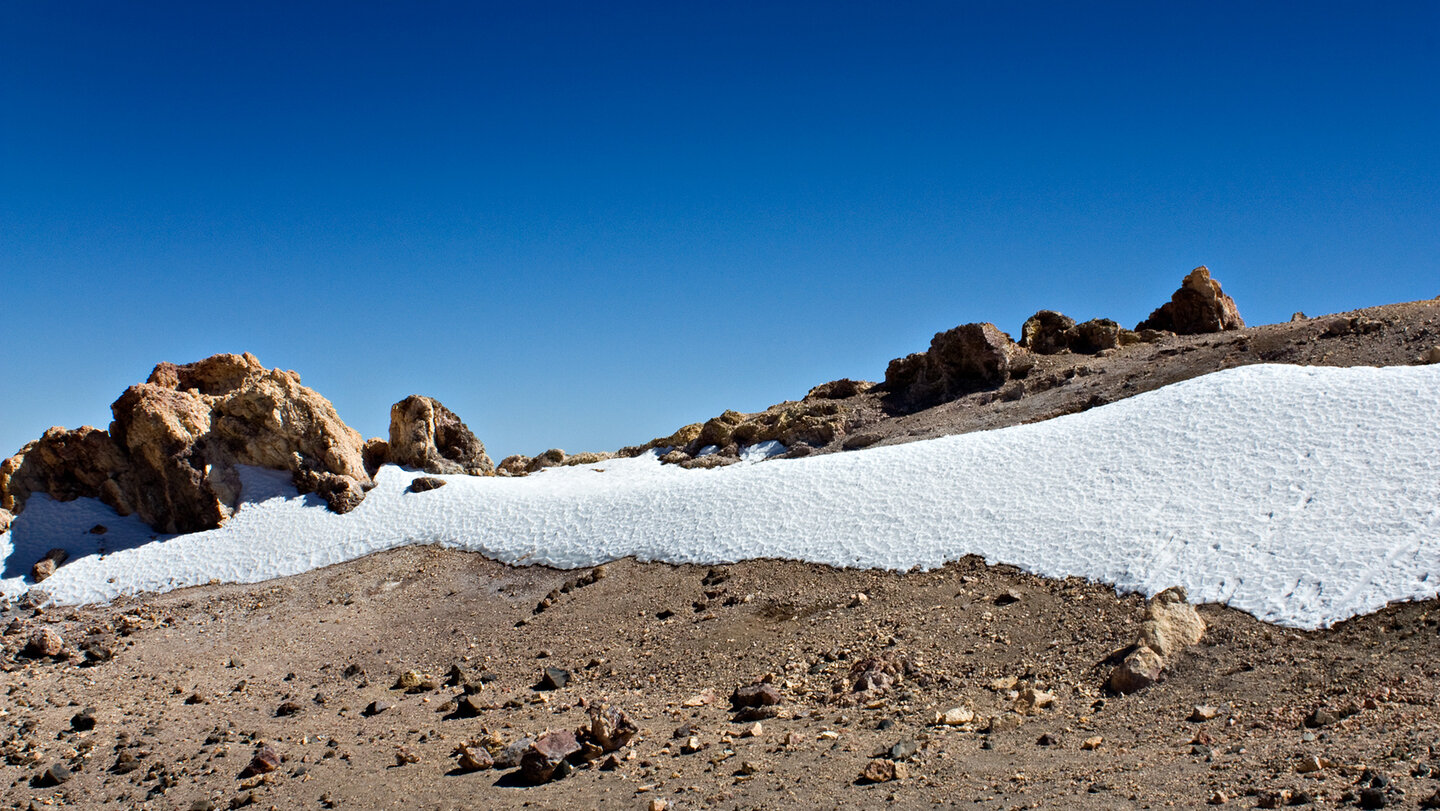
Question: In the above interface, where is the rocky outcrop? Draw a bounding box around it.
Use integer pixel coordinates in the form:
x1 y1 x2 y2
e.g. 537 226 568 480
1136 267 1244 334
0 352 373 534
387 396 493 475
805 378 872 400
882 322 1032 410
1108 586 1206 694
1019 311 1075 354
1020 312 1154 355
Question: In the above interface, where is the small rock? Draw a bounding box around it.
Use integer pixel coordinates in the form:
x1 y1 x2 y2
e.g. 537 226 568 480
888 739 919 760
1256 790 1292 809
993 590 1022 606
1080 736 1103 751
741 722 763 738
453 693 486 718
730 683 781 709
456 744 492 771
1207 790 1229 805
1303 708 1338 728
680 735 703 754
1419 788 1440 809
538 666 571 690
1036 733 1059 747
407 476 447 493
682 690 716 707
70 708 97 731
848 593 869 608
860 759 909 783
1015 687 1055 715
31 549 69 583
275 701 302 717
239 745 281 777
934 707 974 726
1424 346 1440 364
395 670 434 692
363 700 392 717
39 762 72 786
1295 755 1325 774
23 627 64 658
1358 787 1386 809
1108 645 1165 694
1189 705 1220 722
736 760 761 776
648 800 669 811
394 746 419 766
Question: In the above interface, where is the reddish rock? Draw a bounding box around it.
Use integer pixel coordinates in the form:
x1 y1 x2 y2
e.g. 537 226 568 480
731 683 782 709
518 729 580 783
239 745 281 777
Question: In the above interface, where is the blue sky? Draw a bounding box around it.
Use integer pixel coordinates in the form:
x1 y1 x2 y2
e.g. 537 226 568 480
2 1 1437 461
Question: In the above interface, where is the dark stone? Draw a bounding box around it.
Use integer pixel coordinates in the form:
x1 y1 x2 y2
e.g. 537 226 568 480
537 666 571 690
407 476 447 493
70 709 96 731
888 739 918 760
40 762 72 786
730 683 782 709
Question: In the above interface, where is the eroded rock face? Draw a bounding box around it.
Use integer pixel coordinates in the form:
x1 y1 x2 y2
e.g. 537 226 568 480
0 353 373 533
882 322 1029 409
1136 267 1244 334
1019 311 1076 354
387 396 493 475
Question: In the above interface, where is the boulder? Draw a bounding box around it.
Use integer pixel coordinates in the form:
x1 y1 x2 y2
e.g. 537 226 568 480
1067 319 1125 354
388 395 493 475
1107 586 1205 693
883 322 1028 409
1019 311 1076 355
0 353 373 534
1137 586 1206 657
1136 267 1245 334
518 729 580 783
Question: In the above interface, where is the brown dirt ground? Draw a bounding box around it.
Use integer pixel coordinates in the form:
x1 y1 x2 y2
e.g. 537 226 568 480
3 296 1440 810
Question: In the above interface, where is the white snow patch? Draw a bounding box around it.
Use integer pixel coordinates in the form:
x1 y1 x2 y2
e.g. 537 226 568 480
2 364 1438 629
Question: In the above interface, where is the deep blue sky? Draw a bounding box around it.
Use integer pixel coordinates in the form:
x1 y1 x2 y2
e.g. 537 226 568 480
3 2 1437 461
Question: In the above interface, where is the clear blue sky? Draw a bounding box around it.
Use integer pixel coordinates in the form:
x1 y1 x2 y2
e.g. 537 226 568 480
2 1 1437 461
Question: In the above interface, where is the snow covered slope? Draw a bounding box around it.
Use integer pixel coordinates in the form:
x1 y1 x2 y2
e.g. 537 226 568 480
3 363 1438 628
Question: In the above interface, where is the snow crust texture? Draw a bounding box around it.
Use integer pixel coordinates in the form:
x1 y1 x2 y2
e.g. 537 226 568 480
3 364 1438 629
